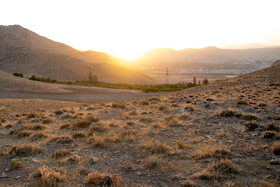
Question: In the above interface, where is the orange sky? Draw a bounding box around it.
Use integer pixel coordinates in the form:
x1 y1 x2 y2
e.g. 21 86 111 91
1 0 280 60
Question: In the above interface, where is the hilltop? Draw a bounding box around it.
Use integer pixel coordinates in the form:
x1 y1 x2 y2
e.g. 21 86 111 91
0 64 279 186
0 25 154 84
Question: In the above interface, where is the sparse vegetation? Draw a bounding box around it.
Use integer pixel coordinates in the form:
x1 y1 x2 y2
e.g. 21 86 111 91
8 144 45 157
84 172 124 186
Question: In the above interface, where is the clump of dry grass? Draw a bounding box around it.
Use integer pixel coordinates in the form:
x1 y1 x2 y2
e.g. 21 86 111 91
141 140 172 154
29 166 67 187
265 123 280 132
30 132 48 141
244 121 259 131
60 124 70 130
237 100 248 105
9 124 46 136
220 109 259 120
88 122 109 134
9 158 24 170
180 180 197 187
269 142 280 155
191 144 230 158
9 144 45 157
191 159 242 180
143 155 165 169
70 116 99 130
51 149 72 159
112 102 126 109
140 117 153 123
49 136 73 144
72 132 87 139
260 131 277 139
84 172 124 187
59 155 79 164
88 134 107 148
179 114 190 120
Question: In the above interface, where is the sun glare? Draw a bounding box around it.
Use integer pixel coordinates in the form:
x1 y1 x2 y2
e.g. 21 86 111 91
1 0 280 60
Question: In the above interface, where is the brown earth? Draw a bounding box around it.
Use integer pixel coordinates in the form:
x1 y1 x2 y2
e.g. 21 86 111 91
0 65 279 186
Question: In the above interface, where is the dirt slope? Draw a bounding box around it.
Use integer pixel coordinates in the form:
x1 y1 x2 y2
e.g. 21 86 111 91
0 65 279 186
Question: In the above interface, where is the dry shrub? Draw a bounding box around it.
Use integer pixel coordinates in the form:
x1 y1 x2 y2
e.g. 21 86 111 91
191 145 230 158
179 114 190 120
84 172 124 187
266 123 280 132
29 166 67 187
141 140 172 154
148 97 161 102
51 149 72 159
49 136 73 144
9 144 45 157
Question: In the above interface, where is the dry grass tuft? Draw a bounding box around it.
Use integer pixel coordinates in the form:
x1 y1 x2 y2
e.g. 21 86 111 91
70 116 99 130
112 102 126 109
9 158 24 170
269 142 280 155
89 122 109 134
191 145 230 158
51 149 72 159
180 180 198 187
84 171 124 187
191 159 242 180
141 140 172 154
29 166 67 187
60 124 70 130
244 121 259 131
30 132 48 141
9 124 46 137
143 155 165 169
260 131 277 139
49 136 73 144
9 144 45 157
72 131 87 139
220 109 259 120
88 134 107 148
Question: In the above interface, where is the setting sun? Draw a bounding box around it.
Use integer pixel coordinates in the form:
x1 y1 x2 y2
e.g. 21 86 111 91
1 0 280 60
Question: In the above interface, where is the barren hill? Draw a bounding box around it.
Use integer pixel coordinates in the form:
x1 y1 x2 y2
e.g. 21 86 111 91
0 65 279 186
0 70 65 92
0 25 154 84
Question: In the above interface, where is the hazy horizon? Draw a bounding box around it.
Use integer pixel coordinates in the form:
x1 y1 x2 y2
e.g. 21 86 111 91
1 0 280 60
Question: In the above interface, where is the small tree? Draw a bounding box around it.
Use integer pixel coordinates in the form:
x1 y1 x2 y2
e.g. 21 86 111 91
88 72 93 84
193 76 196 85
92 75 99 84
203 78 209 85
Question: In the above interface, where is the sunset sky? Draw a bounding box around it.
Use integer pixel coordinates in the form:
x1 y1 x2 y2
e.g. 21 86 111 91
1 0 280 60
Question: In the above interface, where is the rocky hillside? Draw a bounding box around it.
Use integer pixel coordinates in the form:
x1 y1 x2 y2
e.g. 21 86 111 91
0 64 279 186
0 25 154 84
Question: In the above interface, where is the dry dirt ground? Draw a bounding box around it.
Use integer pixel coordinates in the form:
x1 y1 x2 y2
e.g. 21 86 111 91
0 65 280 187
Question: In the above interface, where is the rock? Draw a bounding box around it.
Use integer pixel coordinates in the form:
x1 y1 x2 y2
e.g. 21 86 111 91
136 171 142 176
175 109 184 114
15 176 21 179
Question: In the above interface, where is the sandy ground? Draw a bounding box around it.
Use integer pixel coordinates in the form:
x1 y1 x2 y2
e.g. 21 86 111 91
0 84 161 103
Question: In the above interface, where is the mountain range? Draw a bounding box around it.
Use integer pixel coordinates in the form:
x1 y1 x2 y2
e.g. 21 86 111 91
0 25 154 84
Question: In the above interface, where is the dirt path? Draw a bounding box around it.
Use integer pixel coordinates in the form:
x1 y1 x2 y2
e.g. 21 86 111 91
0 85 162 103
